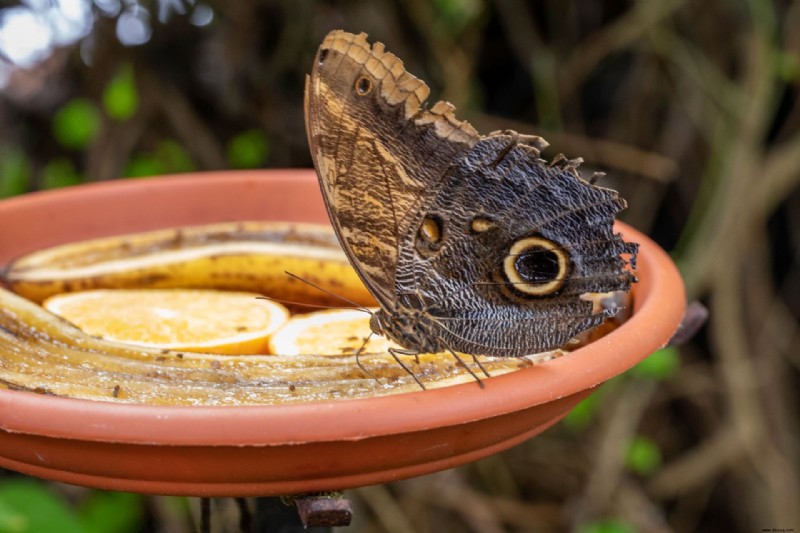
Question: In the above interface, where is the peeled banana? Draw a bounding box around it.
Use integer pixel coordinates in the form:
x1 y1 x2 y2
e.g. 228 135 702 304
0 220 559 404
2 221 377 308
0 285 545 405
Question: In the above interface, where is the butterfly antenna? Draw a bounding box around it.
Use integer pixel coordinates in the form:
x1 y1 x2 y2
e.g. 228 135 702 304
256 294 366 311
447 348 487 387
283 271 373 314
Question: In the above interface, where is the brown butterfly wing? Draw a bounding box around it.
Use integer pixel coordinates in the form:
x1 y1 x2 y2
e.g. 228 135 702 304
393 134 638 355
305 31 638 356
304 30 478 307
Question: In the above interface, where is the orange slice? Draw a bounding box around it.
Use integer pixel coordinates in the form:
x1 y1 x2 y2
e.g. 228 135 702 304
43 289 289 355
268 308 399 356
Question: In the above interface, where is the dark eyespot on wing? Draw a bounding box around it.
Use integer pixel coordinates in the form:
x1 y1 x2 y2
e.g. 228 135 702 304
355 76 373 95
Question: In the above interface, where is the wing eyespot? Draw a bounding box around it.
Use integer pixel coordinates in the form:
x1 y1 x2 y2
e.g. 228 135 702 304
355 76 373 96
415 215 445 257
318 49 329 65
501 236 570 297
419 216 442 244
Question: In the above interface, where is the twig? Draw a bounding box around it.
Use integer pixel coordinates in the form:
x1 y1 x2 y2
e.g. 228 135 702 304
712 249 800 527
467 112 678 182
492 0 562 129
85 74 155 181
139 70 227 170
145 496 192 533
354 485 417 533
235 498 251 533
400 470 562 530
748 230 800 526
426 470 505 533
401 0 484 109
616 480 673 533
759 130 800 214
678 27 777 295
200 498 210 533
573 379 658 523
558 0 687 102
648 424 743 499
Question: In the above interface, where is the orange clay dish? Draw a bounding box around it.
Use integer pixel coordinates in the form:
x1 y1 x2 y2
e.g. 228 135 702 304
0 170 685 497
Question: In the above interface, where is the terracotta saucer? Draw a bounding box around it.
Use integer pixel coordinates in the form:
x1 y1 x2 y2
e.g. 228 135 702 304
0 170 685 496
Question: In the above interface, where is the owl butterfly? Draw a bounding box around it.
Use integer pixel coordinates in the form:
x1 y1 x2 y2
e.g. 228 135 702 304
304 30 638 386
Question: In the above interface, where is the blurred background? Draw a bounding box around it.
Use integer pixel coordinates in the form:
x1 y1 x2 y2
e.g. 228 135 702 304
1 0 799 532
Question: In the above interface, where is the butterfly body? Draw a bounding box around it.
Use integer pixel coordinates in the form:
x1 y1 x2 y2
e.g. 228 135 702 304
305 31 638 358
370 304 444 354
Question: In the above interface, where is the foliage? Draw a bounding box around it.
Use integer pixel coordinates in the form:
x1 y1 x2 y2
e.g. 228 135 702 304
0 479 141 533
52 100 101 150
625 435 663 475
42 158 83 189
630 347 681 380
226 129 269 169
0 146 30 198
578 518 637 533
124 140 195 177
103 65 139 121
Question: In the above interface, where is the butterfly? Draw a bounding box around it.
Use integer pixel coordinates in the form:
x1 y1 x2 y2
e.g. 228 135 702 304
304 30 637 384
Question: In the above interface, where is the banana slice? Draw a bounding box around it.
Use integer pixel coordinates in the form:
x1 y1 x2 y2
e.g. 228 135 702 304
3 221 376 307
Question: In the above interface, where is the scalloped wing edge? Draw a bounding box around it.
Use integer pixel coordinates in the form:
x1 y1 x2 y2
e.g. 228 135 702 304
320 31 627 198
322 30 480 146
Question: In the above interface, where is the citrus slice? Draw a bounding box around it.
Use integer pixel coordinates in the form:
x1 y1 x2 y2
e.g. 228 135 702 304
44 289 289 355
269 308 400 356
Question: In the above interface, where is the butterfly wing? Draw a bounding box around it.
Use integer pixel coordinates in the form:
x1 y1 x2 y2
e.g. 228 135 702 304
305 31 638 356
304 30 478 307
393 133 638 355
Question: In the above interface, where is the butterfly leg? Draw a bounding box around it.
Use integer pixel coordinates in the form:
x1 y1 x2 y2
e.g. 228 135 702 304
470 353 492 378
388 347 426 390
354 333 382 385
515 356 535 368
446 348 486 389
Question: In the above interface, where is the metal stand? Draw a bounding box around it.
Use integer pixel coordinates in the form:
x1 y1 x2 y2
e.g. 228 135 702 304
252 493 352 531
198 493 351 532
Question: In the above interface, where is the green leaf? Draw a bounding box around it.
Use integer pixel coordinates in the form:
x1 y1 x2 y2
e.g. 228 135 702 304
123 140 195 178
431 0 482 35
577 518 637 533
530 53 562 130
563 378 626 431
625 435 662 475
0 479 84 533
41 158 84 189
563 393 600 430
53 99 101 150
124 154 164 178
0 497 27 533
103 65 139 121
79 492 142 533
154 140 195 173
631 347 681 380
0 146 31 198
774 51 800 82
226 129 268 169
